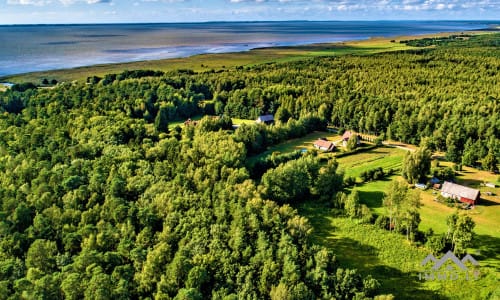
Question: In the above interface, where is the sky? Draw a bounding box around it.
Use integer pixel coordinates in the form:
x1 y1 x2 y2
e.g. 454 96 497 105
1 0 500 24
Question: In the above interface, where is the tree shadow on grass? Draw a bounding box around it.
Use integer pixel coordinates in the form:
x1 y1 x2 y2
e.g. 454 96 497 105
358 190 384 208
371 265 448 300
298 200 448 300
474 234 500 269
329 236 447 299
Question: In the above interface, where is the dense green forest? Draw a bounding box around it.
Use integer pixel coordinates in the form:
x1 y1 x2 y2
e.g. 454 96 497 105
0 34 499 299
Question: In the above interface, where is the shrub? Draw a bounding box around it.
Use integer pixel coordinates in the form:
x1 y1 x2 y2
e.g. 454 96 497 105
375 215 390 230
343 176 356 187
426 234 447 255
359 205 374 224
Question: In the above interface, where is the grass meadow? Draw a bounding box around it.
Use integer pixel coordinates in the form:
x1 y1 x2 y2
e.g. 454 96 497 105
336 146 405 181
296 146 500 299
298 201 500 299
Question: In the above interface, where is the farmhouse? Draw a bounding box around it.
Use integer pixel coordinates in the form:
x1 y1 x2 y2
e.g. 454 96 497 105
342 130 360 147
440 181 480 205
313 139 335 152
256 114 274 125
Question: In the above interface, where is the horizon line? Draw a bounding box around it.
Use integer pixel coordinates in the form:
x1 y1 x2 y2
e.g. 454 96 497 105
0 19 498 26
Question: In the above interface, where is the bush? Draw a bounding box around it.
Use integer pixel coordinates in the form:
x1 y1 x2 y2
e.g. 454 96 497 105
360 167 385 183
343 176 356 187
426 234 447 255
359 205 374 224
375 215 390 230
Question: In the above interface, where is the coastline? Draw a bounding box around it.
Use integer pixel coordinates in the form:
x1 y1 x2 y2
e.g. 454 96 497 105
1 29 496 85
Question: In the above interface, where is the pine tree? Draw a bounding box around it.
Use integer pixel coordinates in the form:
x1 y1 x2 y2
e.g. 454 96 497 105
154 106 169 134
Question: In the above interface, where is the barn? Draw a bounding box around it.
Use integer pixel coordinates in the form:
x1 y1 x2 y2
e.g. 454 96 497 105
313 139 335 152
440 181 480 206
256 114 274 125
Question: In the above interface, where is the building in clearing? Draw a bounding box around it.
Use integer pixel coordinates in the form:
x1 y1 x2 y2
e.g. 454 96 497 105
440 181 480 206
313 139 335 152
342 130 360 147
256 114 274 125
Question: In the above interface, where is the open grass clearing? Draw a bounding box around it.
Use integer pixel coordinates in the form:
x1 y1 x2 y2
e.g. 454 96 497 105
298 200 500 299
327 147 500 297
336 146 406 180
231 118 256 125
168 115 203 128
168 116 255 129
246 131 342 165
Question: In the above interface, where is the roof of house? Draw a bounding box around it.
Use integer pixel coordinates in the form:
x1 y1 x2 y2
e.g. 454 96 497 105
430 177 440 184
257 114 274 122
441 181 480 200
314 139 335 150
342 130 355 140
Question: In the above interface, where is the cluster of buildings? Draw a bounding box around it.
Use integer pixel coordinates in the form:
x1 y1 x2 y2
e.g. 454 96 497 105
233 115 487 208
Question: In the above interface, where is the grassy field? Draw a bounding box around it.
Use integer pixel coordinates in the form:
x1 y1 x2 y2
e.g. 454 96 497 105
168 115 203 128
168 116 255 129
298 202 500 299
1 37 417 84
246 131 342 165
296 145 500 299
232 118 256 125
336 146 406 180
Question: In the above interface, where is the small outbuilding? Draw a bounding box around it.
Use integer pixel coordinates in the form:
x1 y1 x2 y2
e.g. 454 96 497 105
256 114 274 125
441 181 480 206
415 183 427 190
342 130 360 147
313 139 335 152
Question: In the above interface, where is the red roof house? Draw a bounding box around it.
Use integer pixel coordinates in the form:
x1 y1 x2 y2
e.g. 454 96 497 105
440 181 480 205
342 131 360 146
313 139 335 152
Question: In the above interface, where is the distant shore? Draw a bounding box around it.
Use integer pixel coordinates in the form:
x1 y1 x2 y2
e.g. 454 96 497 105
1 28 497 85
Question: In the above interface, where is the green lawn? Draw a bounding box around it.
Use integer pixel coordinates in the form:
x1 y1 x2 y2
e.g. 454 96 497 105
298 201 500 299
168 115 203 128
336 146 406 180
351 178 395 215
298 147 500 299
232 118 256 125
168 116 254 128
246 131 342 165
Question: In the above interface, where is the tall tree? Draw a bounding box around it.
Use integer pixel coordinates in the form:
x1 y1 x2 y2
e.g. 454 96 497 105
313 159 344 202
345 189 360 218
447 212 475 256
482 150 499 173
401 147 431 184
383 180 408 232
154 106 169 134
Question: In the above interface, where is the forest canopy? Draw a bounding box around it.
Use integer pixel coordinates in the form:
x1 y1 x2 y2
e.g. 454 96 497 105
0 33 498 299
